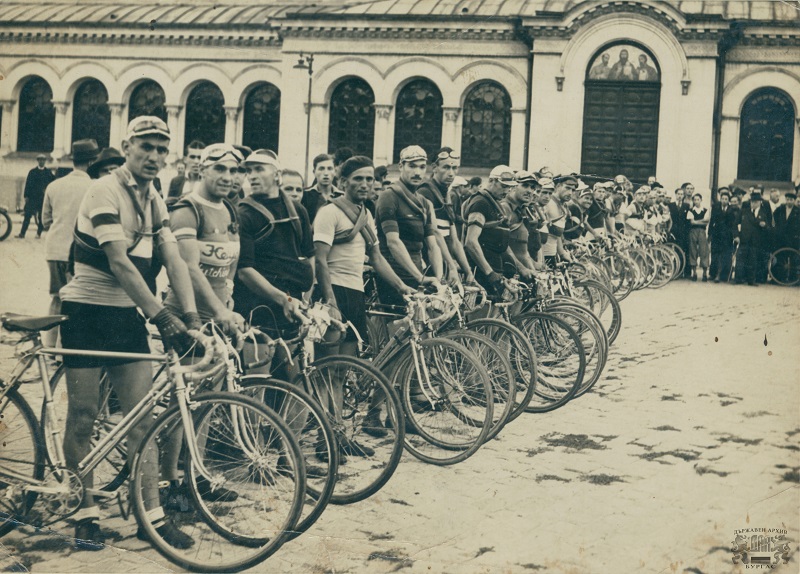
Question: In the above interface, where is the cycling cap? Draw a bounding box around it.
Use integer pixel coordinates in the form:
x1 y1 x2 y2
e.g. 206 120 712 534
553 174 579 185
399 145 427 163
515 170 538 184
451 176 469 187
538 178 555 190
200 143 243 166
126 116 170 140
340 155 373 179
489 165 517 186
244 148 282 169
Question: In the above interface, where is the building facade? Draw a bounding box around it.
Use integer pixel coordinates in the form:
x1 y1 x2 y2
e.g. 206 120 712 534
1 0 798 201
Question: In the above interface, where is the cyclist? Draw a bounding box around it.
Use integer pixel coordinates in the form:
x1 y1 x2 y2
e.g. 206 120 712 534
416 147 474 287
233 149 314 381
463 165 532 297
161 143 247 505
586 181 617 238
621 185 650 235
447 175 470 240
501 170 544 272
313 155 415 447
540 174 577 266
374 145 443 307
59 116 199 550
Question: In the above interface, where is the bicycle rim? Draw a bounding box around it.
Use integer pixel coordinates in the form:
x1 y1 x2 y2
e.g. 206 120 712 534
131 392 305 573
303 355 405 505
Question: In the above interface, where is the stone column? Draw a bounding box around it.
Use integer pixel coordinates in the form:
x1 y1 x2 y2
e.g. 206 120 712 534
0 100 16 154
373 104 393 166
52 101 69 160
442 107 461 149
509 108 527 169
107 103 125 148
224 106 239 145
165 105 182 163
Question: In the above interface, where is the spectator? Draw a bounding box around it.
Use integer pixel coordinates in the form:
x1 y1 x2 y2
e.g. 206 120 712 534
17 154 56 238
280 169 305 202
41 139 100 345
708 190 738 283
686 193 710 281
735 192 771 286
167 140 205 203
773 192 799 250
302 153 341 222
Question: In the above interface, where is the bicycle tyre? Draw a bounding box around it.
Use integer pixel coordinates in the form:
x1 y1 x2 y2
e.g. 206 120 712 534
768 247 800 286
394 338 494 466
465 318 537 422
511 312 585 413
130 392 305 573
573 280 623 346
440 330 515 441
304 355 404 505
0 211 12 242
0 388 46 536
239 376 337 538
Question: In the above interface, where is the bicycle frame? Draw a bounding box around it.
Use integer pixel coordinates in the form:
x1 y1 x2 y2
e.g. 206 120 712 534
0 330 220 504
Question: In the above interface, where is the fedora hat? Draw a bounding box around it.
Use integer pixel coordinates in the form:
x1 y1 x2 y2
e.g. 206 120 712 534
71 139 100 164
87 147 125 179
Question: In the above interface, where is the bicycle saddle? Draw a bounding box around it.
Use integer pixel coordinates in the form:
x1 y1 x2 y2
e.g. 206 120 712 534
1 313 68 332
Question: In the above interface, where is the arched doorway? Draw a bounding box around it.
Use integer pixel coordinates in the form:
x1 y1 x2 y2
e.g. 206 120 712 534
242 82 281 153
580 43 661 182
128 80 167 122
461 81 512 168
393 79 443 163
737 88 795 182
17 76 55 152
72 79 110 148
328 77 375 157
184 81 225 146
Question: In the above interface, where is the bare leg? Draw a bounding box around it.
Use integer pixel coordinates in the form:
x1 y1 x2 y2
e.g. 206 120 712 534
64 366 103 509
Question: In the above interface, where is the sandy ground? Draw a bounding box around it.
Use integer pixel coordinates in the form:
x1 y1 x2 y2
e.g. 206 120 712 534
0 222 798 574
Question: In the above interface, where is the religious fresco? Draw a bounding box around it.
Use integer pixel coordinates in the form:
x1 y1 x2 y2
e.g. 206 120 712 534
587 44 660 82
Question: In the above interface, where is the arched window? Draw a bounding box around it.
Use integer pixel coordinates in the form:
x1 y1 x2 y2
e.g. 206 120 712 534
72 79 110 148
17 76 55 152
737 88 796 182
328 78 375 157
185 82 225 147
242 83 281 153
393 79 443 162
128 80 167 123
461 82 511 167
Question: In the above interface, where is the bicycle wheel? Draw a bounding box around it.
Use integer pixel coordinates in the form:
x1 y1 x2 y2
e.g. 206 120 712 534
768 248 800 286
543 304 608 397
572 280 623 346
466 318 537 422
0 211 12 242
441 330 515 441
511 312 585 413
304 355 404 505
0 388 46 536
603 252 636 301
130 392 305 573
42 365 129 493
239 376 337 538
393 338 494 466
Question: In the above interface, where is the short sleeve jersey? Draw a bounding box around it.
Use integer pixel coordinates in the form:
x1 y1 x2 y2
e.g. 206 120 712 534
234 194 314 313
541 198 568 257
313 202 379 292
417 178 453 237
375 183 436 279
60 166 176 307
164 193 239 317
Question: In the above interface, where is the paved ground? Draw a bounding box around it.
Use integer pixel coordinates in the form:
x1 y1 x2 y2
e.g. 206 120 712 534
0 227 798 574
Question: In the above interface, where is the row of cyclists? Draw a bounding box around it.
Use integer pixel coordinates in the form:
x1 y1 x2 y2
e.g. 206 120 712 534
59 115 656 550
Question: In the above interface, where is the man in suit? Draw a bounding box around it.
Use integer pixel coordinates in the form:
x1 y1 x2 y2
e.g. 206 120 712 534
17 154 56 238
167 140 205 203
708 190 738 282
773 192 800 250
735 192 772 286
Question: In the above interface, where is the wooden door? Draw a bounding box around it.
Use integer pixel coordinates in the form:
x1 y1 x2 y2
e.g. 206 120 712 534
581 81 660 182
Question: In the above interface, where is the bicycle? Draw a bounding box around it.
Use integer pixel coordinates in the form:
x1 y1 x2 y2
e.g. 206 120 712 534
0 313 306 572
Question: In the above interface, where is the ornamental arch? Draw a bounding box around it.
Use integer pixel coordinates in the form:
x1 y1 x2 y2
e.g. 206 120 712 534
392 78 443 163
242 82 281 153
737 88 796 182
328 77 375 158
71 79 110 149
460 81 512 168
184 81 225 147
17 75 55 152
